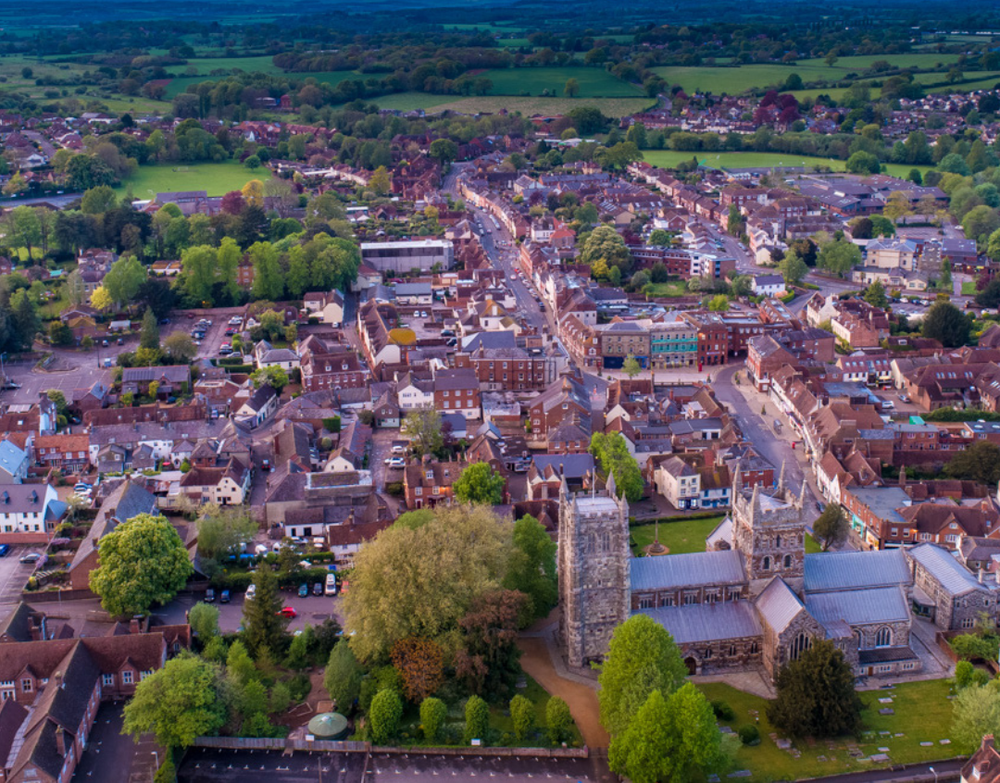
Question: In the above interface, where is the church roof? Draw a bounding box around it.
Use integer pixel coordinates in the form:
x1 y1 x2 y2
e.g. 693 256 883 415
636 601 761 644
908 543 985 597
805 586 911 628
803 549 911 594
755 577 805 633
630 550 745 592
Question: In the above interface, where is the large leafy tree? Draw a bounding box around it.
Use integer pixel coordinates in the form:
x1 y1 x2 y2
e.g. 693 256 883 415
454 589 526 698
103 254 147 311
324 639 364 715
816 239 861 277
196 505 257 562
401 406 445 458
598 614 688 738
123 654 227 749
181 245 217 306
390 636 445 702
90 513 193 617
608 684 724 783
369 689 403 744
580 225 631 272
767 639 863 738
453 462 505 505
342 504 511 663
945 440 1000 485
590 432 644 502
139 307 160 352
862 280 888 309
778 250 808 284
952 680 1000 747
188 601 220 640
503 514 557 624
813 504 849 551
249 241 284 301
241 565 288 656
922 300 972 348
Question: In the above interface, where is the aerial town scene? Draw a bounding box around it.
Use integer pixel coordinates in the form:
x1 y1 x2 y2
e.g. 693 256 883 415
4 0 1000 781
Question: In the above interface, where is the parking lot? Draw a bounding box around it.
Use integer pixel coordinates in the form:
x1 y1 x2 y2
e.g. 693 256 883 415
0 545 41 607
0 355 114 407
155 589 345 634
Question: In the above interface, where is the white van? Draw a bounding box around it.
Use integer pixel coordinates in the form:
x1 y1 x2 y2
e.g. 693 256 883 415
325 573 338 596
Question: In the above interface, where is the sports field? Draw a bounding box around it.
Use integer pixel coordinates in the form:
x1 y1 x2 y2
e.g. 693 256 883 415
642 150 931 179
114 161 271 198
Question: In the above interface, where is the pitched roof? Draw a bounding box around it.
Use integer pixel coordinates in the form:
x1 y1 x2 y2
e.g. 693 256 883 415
908 543 985 597
805 586 911 630
630 550 745 592
68 479 157 575
804 549 912 594
637 601 761 644
755 577 806 633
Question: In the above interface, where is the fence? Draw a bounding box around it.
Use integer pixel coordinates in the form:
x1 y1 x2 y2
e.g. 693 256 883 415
191 736 588 759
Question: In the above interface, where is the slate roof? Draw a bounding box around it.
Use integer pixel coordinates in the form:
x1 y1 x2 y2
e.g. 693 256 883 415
908 543 985 597
806 586 911 629
803 549 911 594
637 601 762 644
68 479 157 576
755 577 806 633
630 550 745 592
0 439 26 477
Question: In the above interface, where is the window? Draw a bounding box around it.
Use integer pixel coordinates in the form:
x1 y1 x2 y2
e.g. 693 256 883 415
783 555 792 569
775 535 781 548
21 678 33 693
875 627 892 647
638 596 654 610
962 617 976 629
122 670 134 685
762 556 770 571
102 673 114 687
790 633 812 661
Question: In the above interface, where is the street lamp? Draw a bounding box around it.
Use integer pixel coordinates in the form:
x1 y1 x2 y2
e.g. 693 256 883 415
929 766 937 783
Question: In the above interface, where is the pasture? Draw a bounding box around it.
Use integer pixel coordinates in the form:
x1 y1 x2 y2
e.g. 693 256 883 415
480 66 643 97
114 161 271 198
642 150 932 179
165 69 364 98
425 95 655 117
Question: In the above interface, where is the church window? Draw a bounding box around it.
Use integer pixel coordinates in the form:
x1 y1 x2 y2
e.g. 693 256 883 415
601 531 611 551
750 641 759 654
762 556 771 571
659 595 674 607
706 590 719 604
962 617 976 629
875 627 892 648
683 593 698 605
790 632 812 661
704 647 713 659
729 645 737 656
638 596 654 610
775 535 781 548
784 555 792 569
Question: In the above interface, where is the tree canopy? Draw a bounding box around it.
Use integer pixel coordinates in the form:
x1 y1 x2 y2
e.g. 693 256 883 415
590 432 644 502
921 301 972 348
90 513 193 617
453 462 506 505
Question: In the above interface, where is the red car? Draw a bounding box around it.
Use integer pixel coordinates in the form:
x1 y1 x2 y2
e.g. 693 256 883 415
277 607 297 618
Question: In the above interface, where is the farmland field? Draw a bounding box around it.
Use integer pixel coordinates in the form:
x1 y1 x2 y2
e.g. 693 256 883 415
114 161 271 198
480 67 643 97
165 69 364 98
426 95 655 117
165 55 283 76
642 150 932 179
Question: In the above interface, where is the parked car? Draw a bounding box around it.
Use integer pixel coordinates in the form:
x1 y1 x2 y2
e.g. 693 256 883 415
220 589 231 604
116 337 124 346
339 580 349 594
325 573 338 596
900 394 911 403
298 583 309 597
0 544 9 557
390 445 407 455
205 588 216 602
384 457 405 468
73 482 92 492
313 583 323 596
278 607 297 618
245 584 256 601
19 553 40 564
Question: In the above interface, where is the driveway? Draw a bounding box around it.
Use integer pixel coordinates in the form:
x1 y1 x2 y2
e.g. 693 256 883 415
0 546 36 608
0 354 113 407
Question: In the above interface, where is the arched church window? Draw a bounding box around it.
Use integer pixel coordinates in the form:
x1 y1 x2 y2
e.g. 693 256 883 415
601 531 611 551
750 640 759 654
775 535 782 548
784 555 792 568
875 627 892 648
790 632 812 661
763 556 771 571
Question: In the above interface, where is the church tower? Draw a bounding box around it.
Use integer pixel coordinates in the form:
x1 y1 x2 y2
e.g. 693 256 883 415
558 473 630 668
732 464 808 595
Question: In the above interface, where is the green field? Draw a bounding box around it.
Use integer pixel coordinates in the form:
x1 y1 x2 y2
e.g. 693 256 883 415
165 69 364 98
166 55 283 76
114 161 271 198
654 53 967 96
700 679 968 782
368 92 654 117
480 67 643 97
641 150 932 179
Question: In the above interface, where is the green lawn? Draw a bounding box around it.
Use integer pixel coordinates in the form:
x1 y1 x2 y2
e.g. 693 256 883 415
962 281 979 296
631 518 822 556
641 150 932 179
642 281 691 298
700 679 969 782
479 67 643 98
630 517 726 556
114 161 271 198
369 93 654 118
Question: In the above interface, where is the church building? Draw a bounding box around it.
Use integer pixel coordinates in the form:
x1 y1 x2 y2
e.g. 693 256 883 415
558 467 923 681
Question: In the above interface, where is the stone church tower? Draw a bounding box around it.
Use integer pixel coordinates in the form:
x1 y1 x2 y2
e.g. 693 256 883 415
732 464 809 595
558 473 630 668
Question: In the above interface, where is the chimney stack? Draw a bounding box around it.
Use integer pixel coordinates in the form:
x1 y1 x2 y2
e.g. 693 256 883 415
55 726 67 758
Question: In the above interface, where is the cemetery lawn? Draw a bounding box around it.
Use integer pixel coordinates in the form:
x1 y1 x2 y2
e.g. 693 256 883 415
699 678 968 782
